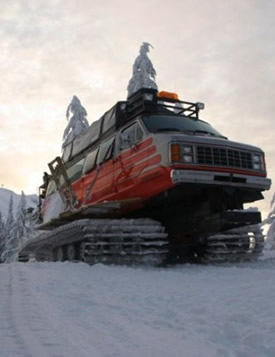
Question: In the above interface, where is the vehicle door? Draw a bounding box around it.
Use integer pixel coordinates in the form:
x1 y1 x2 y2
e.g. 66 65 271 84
83 136 115 203
113 121 150 200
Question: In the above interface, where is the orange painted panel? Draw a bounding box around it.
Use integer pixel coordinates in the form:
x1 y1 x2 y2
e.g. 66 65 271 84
119 137 153 161
137 166 173 201
119 145 157 168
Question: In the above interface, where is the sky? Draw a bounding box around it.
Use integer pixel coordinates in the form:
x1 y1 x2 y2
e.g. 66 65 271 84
0 0 274 217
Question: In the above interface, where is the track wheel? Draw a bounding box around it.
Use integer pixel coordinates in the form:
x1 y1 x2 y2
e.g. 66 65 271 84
66 244 77 261
55 246 65 262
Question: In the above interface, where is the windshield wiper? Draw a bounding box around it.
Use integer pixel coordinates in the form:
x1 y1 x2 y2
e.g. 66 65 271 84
193 130 215 136
194 130 227 139
156 128 180 132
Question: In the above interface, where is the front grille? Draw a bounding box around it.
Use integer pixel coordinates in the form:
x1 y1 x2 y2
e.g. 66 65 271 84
196 146 253 169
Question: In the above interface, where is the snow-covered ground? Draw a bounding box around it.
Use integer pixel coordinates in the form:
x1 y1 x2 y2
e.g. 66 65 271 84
1 260 275 357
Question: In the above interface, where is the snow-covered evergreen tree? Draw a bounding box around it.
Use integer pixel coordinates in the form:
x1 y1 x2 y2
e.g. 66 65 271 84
5 193 14 240
6 193 14 229
62 96 89 148
1 191 34 263
1 194 14 262
127 42 158 98
266 193 275 249
0 211 5 262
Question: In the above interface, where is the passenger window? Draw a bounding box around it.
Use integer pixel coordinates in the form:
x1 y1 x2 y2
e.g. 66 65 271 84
122 124 136 145
102 107 116 134
83 149 98 174
62 142 73 162
97 137 115 164
120 122 144 150
67 159 84 182
46 180 56 197
136 124 144 142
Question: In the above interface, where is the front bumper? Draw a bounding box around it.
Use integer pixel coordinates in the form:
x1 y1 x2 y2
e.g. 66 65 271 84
170 169 271 190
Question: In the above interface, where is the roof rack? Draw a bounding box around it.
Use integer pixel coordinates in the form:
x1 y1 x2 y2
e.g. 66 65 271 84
127 88 204 120
62 88 205 164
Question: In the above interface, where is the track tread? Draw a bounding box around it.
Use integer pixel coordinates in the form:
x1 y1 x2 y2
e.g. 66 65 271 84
203 225 264 263
18 218 168 266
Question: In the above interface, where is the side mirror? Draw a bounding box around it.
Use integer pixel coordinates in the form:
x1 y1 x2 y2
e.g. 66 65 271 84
120 133 132 150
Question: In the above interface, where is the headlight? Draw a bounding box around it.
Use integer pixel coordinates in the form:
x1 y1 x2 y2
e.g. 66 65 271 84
183 146 192 154
252 154 264 170
182 146 193 163
170 144 193 163
196 102 205 110
183 155 193 163
144 93 154 101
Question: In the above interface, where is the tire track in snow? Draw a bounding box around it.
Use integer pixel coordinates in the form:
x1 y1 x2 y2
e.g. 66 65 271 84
0 264 24 357
7 264 53 357
11 263 91 357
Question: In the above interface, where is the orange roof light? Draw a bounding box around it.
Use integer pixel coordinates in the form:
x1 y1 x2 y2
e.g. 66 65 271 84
158 91 179 101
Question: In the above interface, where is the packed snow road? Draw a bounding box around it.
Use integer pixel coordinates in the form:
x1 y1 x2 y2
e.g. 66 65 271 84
1 260 275 357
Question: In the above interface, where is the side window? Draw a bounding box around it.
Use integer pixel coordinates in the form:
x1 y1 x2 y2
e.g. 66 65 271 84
83 149 98 175
120 122 144 150
136 123 144 142
67 159 84 182
62 143 73 162
102 107 116 134
122 124 136 145
97 137 115 165
46 180 56 197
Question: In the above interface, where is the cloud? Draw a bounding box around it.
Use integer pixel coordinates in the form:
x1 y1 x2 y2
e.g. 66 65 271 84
0 0 274 216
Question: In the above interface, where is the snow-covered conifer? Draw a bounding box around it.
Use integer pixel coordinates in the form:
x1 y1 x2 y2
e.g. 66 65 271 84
2 191 33 263
0 211 5 262
1 194 14 262
4 193 14 245
266 193 275 249
62 96 89 147
14 191 29 237
127 42 158 98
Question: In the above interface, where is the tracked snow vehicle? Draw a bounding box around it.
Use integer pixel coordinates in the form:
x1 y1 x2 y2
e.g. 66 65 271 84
19 88 271 264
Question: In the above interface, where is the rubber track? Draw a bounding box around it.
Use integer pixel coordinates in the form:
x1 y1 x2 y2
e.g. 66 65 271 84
203 225 264 263
18 219 169 266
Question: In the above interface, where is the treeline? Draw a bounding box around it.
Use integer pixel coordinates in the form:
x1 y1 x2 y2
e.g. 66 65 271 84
0 192 35 263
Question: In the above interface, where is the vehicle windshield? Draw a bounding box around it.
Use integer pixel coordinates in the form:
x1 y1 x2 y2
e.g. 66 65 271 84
142 115 226 138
